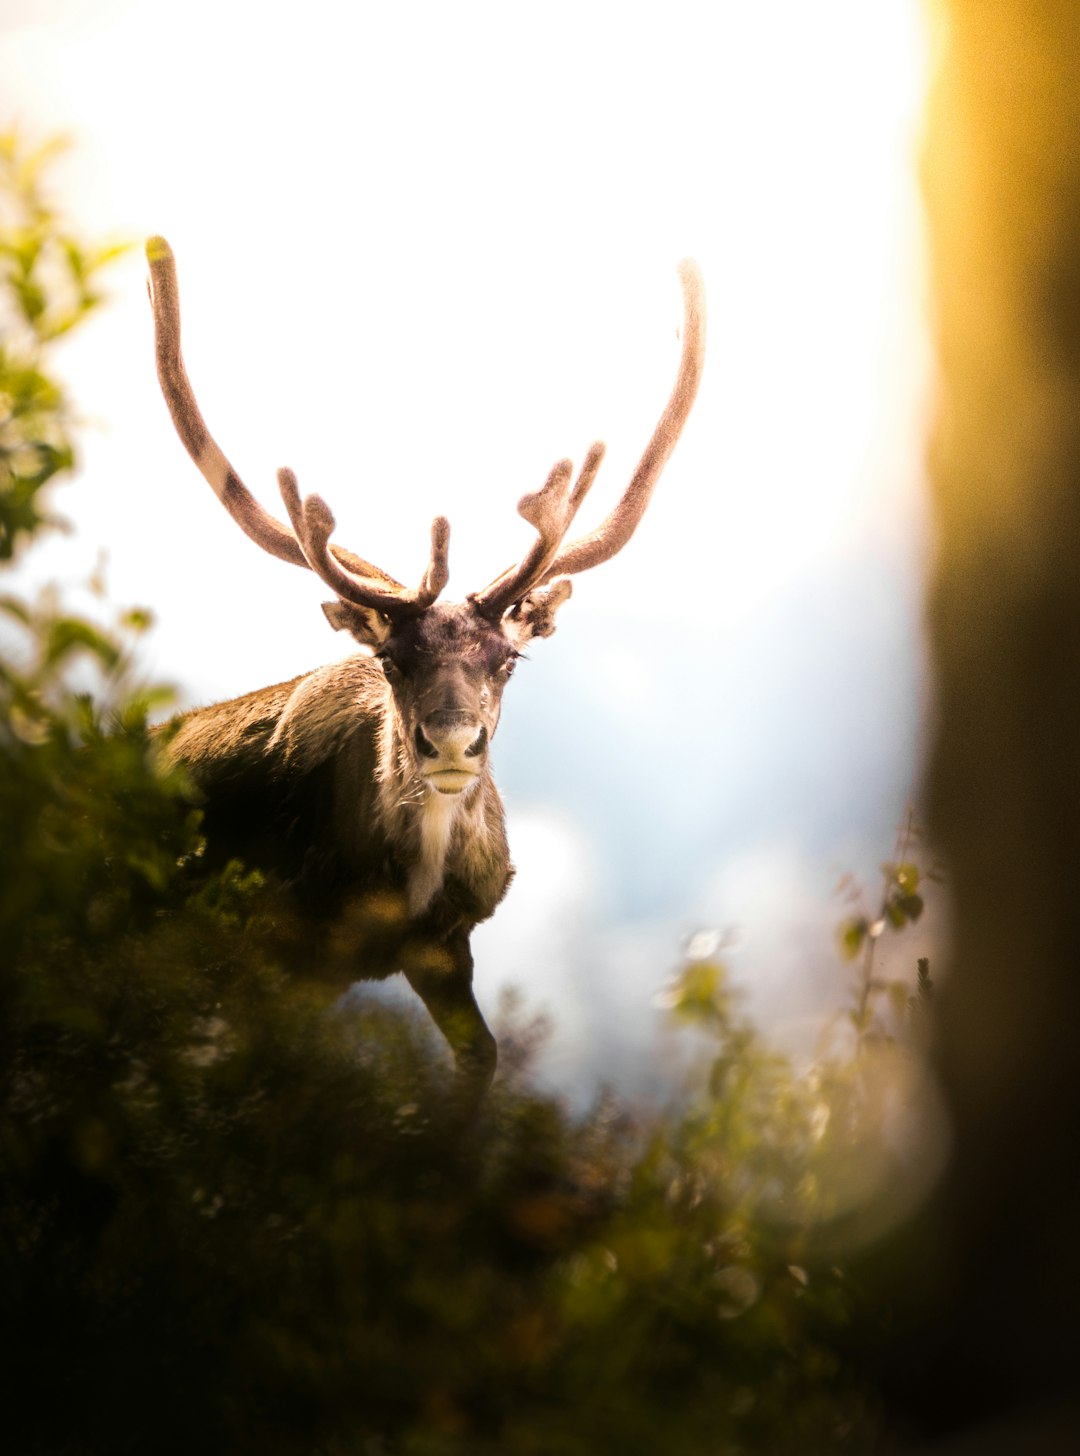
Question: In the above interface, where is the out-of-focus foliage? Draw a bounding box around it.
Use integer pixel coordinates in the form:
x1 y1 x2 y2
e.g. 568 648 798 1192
1 137 937 1455
0 131 126 559
834 814 940 1040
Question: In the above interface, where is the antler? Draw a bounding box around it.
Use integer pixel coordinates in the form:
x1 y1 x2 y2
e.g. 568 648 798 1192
277 469 449 618
469 445 605 618
146 236 439 607
471 259 705 618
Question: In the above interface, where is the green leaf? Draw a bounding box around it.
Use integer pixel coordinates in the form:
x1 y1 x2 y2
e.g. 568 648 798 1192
671 959 723 1016
896 892 924 922
838 917 868 960
87 239 132 270
0 593 32 624
119 606 155 633
895 862 920 893
41 616 122 671
885 900 907 929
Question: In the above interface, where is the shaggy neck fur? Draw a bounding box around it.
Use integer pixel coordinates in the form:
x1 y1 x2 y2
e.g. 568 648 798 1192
254 659 504 920
408 790 461 914
375 705 484 916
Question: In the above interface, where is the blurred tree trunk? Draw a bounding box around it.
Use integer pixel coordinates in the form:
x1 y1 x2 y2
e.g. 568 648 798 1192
913 0 1080 1441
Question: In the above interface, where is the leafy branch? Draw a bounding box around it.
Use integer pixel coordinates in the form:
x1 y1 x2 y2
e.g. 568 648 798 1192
836 808 940 1042
0 130 128 559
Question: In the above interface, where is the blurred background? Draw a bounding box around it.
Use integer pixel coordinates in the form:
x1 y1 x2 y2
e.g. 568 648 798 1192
1 0 934 1091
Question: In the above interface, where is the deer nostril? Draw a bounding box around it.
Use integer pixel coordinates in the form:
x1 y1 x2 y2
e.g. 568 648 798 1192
414 724 439 760
464 726 488 759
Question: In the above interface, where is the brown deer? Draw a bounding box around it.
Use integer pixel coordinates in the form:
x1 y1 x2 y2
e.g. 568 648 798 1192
146 236 705 1106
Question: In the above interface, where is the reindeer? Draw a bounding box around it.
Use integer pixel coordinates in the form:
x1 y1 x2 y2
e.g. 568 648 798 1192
146 236 704 1105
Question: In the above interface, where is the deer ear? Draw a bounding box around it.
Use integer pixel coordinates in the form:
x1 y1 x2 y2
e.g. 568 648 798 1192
502 578 573 647
321 600 392 650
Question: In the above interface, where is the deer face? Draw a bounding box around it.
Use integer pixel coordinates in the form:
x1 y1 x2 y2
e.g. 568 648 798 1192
376 603 517 796
324 583 578 796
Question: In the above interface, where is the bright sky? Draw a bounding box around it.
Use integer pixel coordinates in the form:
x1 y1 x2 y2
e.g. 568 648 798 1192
1 0 933 1088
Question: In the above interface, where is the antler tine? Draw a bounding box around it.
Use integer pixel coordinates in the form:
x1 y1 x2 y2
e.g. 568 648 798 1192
419 516 451 602
146 236 403 590
537 258 706 585
471 444 604 618
569 440 607 511
277 469 450 618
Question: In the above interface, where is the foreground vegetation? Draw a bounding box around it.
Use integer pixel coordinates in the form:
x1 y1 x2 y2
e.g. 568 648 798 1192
1 137 935 1455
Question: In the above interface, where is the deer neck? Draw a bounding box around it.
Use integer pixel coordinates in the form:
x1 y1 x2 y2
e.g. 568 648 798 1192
375 709 490 916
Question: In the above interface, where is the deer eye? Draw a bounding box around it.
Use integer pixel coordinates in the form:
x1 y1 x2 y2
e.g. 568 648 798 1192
501 654 521 677
376 653 399 679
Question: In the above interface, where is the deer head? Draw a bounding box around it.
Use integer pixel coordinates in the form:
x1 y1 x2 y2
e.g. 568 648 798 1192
146 237 705 796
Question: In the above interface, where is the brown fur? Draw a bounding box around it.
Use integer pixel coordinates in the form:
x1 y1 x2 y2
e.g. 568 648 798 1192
164 607 530 1104
146 238 706 1107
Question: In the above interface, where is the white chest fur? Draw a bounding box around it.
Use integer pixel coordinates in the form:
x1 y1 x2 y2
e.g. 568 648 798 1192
407 790 462 915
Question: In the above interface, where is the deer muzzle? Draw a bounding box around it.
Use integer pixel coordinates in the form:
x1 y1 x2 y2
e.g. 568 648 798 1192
415 714 487 795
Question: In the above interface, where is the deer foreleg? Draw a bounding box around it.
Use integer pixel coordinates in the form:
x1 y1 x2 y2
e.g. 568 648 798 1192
402 931 496 1108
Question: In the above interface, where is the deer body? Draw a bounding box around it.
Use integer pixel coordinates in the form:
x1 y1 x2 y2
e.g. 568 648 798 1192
146 238 705 1104
169 642 511 928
